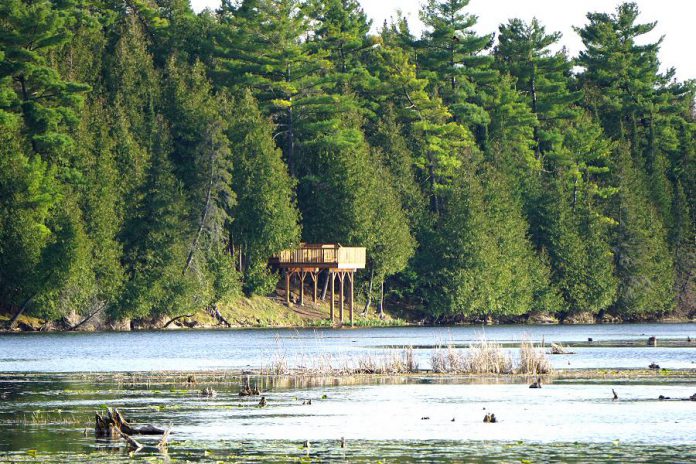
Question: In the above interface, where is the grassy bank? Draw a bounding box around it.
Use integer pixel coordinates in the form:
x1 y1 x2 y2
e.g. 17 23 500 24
1 291 693 332
0 294 405 332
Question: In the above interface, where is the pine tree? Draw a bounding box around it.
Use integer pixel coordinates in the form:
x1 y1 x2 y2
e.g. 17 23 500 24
495 18 581 163
0 0 90 162
418 0 496 146
215 0 332 176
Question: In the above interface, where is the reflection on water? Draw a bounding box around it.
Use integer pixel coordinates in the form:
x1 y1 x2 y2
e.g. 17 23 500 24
1 323 695 372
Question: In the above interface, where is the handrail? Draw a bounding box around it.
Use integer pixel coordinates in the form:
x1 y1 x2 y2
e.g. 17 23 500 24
272 244 365 268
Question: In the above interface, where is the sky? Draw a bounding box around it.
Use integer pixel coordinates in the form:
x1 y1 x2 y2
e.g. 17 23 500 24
190 0 696 81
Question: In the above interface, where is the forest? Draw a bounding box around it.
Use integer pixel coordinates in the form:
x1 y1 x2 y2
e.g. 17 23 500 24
0 0 694 327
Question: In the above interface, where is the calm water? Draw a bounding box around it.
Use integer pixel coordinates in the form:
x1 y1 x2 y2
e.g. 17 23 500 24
1 324 695 462
1 323 695 372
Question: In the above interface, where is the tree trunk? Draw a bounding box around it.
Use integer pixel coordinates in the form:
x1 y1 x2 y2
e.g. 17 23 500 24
428 153 439 214
69 301 107 331
378 280 385 319
183 127 217 275
7 293 37 330
362 268 374 315
320 270 330 300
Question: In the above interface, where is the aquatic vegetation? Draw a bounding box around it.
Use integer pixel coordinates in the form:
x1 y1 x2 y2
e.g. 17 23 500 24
9 410 84 426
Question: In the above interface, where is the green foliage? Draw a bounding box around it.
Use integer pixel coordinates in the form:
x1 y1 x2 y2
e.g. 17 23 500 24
0 0 691 325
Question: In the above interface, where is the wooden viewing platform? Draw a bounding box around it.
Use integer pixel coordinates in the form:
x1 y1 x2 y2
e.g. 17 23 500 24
270 244 366 325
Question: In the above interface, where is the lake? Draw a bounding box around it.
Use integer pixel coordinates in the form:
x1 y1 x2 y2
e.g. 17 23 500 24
1 324 695 462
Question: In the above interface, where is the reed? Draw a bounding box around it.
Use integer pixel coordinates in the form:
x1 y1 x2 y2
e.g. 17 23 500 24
466 338 513 374
518 339 552 375
431 337 513 374
262 347 419 376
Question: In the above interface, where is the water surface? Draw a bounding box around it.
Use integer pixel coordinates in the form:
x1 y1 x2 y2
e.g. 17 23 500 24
1 323 695 372
1 324 695 462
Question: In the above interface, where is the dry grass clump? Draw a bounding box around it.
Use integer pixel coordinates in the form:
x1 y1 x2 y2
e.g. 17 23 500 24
431 345 467 373
263 347 418 376
430 336 552 375
518 340 552 374
467 338 513 374
431 338 513 374
263 351 290 376
351 347 418 374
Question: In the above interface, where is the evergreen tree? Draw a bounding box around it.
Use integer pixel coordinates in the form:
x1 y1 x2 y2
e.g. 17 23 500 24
215 0 332 176
612 148 675 318
226 91 301 295
495 18 581 162
418 0 496 146
119 119 198 320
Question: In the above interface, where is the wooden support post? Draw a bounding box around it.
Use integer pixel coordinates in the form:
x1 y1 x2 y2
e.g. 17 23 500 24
299 271 306 306
349 271 354 326
312 272 318 303
339 272 345 323
285 270 291 307
330 271 335 321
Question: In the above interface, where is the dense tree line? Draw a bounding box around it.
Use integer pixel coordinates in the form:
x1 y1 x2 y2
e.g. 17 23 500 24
0 0 693 326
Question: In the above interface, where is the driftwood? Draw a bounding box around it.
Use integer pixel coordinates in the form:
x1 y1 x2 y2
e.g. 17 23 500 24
550 343 574 355
163 313 194 329
6 292 39 330
157 425 172 449
114 426 143 451
95 407 165 437
69 302 107 331
207 304 231 327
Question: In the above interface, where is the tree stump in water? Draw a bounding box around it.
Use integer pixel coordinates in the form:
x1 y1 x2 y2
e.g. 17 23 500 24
95 407 165 437
648 336 657 347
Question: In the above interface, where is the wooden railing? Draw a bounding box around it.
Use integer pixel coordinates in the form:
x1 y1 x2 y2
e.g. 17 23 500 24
271 244 366 269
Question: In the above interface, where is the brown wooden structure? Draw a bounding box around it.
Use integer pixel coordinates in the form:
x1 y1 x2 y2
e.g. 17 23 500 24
269 243 366 325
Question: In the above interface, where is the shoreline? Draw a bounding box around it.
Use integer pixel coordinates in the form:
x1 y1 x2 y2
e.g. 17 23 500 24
1 313 694 334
